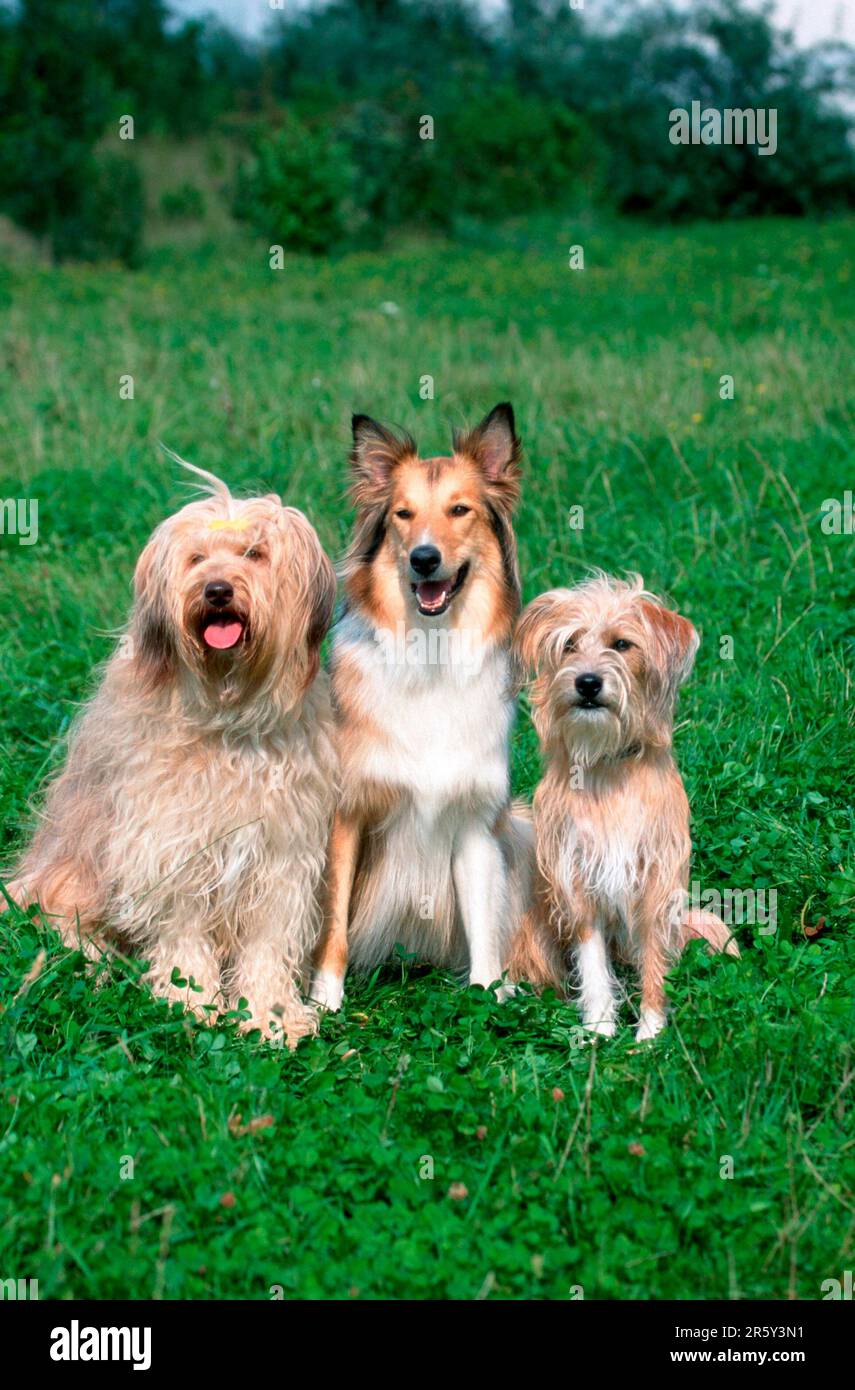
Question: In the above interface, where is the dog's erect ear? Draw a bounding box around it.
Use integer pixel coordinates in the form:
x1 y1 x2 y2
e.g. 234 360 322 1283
350 415 417 494
454 403 521 488
130 536 176 690
283 508 338 687
640 600 699 700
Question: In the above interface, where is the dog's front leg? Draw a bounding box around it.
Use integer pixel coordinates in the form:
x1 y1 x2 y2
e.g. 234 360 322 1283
309 810 361 1012
453 822 512 999
575 920 619 1036
631 892 671 1042
142 930 223 1024
228 918 318 1047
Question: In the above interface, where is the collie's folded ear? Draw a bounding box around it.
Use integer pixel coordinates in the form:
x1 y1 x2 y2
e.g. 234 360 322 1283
350 415 417 498
453 402 521 518
130 535 176 690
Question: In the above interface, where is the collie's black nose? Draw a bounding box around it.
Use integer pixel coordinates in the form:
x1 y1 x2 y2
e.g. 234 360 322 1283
575 672 603 699
204 580 234 608
410 545 442 577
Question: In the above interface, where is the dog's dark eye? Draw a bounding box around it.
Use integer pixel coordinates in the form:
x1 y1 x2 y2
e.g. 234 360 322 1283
449 505 471 517
245 547 263 561
394 509 413 520
563 637 576 653
189 554 204 567
612 638 633 652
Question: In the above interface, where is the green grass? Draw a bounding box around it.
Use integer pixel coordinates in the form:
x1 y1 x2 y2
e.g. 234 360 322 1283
0 212 853 1299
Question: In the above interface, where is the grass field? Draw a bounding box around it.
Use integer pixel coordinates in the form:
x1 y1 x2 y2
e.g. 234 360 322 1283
1 212 853 1300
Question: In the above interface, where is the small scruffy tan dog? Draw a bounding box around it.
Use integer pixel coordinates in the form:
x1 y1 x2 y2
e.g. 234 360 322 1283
6 464 337 1044
508 573 737 1041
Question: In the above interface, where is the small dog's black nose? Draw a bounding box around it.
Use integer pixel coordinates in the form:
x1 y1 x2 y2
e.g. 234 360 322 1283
575 672 603 699
204 580 234 608
410 545 442 577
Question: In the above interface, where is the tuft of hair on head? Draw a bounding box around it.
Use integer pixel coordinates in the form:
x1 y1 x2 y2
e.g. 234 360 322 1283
572 569 648 606
158 443 233 508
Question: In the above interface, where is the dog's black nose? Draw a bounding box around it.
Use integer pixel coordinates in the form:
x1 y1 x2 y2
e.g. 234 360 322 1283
410 545 442 577
575 672 603 699
204 580 234 608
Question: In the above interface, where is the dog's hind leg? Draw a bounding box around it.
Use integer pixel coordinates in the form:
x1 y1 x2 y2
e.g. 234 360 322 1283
506 905 567 994
502 808 568 992
309 810 361 1012
3 866 109 962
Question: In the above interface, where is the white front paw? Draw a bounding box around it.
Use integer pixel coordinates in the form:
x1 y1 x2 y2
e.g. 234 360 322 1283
309 968 344 1012
635 1008 666 1042
584 1015 617 1038
469 972 515 1002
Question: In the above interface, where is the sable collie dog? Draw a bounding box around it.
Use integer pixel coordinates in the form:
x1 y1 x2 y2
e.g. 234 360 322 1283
6 467 338 1043
310 404 532 1010
508 574 738 1041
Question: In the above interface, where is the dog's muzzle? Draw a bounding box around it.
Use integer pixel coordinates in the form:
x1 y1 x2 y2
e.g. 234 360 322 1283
410 561 470 617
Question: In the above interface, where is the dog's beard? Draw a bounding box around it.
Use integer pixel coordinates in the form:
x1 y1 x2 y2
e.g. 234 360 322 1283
549 669 642 767
560 705 628 766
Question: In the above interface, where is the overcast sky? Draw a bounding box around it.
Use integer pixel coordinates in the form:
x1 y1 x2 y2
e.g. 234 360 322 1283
169 0 854 47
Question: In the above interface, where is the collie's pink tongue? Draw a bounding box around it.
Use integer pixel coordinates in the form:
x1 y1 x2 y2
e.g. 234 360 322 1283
203 620 243 650
416 579 450 611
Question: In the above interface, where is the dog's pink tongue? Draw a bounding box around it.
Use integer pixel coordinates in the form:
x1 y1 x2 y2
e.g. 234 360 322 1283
203 621 243 650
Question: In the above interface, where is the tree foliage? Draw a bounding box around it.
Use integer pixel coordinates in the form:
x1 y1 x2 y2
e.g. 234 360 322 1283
0 0 851 263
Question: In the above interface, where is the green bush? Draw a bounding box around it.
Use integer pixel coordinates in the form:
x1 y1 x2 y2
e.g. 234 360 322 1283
247 89 591 253
59 152 145 266
434 87 588 222
160 182 207 221
535 1 855 220
233 118 356 254
267 0 855 224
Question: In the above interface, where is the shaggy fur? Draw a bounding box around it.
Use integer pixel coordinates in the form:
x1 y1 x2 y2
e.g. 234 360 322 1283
5 466 338 1043
310 404 533 1011
508 573 738 1041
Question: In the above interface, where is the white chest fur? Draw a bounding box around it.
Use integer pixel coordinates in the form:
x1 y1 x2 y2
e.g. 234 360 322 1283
336 613 514 821
556 814 642 917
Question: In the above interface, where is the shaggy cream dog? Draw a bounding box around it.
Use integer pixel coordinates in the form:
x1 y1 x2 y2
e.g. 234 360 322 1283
6 465 337 1043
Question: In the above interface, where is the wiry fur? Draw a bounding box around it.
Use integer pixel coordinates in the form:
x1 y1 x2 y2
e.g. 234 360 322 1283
310 404 532 1010
508 573 738 1041
5 469 338 1044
